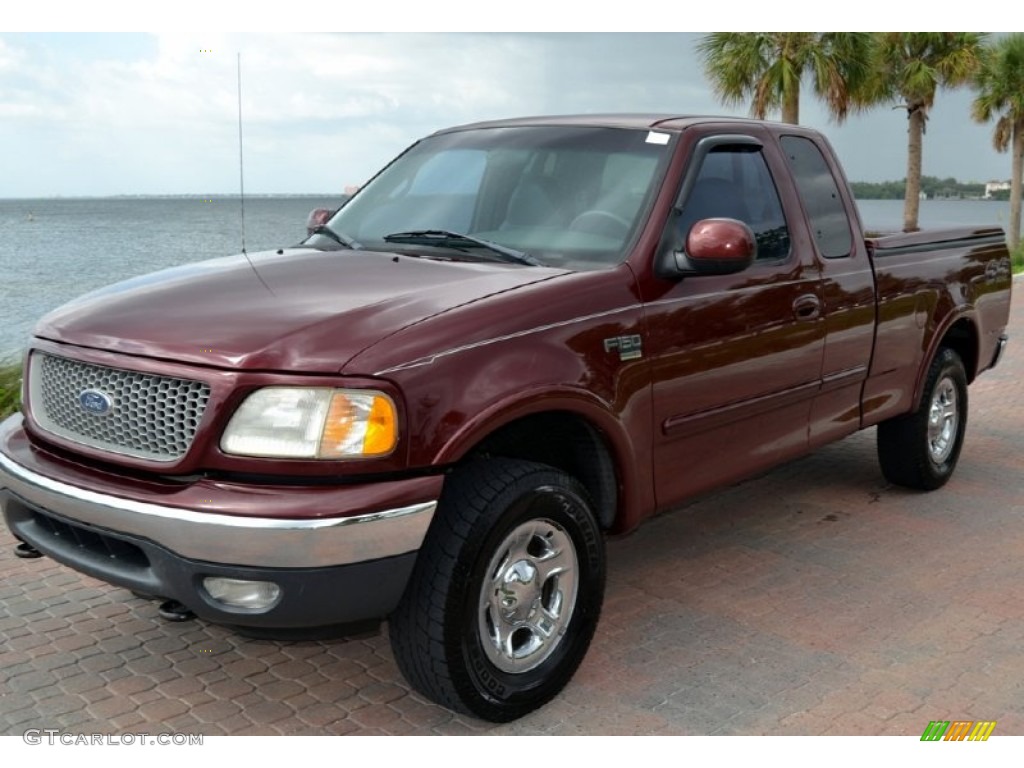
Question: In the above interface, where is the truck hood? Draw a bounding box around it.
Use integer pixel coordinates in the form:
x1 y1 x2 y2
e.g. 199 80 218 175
36 248 567 372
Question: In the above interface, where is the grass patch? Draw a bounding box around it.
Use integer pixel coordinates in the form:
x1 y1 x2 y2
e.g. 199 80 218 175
1012 242 1024 274
0 360 22 420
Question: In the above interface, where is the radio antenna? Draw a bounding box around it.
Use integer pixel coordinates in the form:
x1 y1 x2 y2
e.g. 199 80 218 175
237 52 248 255
236 52 274 294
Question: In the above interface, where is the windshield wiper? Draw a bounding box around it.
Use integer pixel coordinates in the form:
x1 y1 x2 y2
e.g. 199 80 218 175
382 229 542 267
308 224 361 249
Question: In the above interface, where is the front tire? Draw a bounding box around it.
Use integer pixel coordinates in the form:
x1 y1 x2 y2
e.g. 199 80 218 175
877 347 968 490
389 458 605 722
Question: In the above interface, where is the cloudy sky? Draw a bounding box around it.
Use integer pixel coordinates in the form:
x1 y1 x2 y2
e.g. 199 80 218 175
1 12 1013 198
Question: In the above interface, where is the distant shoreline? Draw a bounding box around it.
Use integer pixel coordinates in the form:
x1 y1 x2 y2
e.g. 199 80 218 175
0 193 345 202
0 193 1008 203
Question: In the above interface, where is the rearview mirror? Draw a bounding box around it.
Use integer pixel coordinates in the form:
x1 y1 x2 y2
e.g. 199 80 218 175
676 218 756 276
306 208 333 236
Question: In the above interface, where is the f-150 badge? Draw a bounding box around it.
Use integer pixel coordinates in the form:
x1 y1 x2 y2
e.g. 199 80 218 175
604 334 643 361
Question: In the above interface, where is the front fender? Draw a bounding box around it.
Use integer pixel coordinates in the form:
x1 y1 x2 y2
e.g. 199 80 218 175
433 384 653 534
388 324 655 533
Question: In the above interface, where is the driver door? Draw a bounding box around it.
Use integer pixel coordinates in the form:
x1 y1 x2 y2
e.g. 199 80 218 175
644 134 825 508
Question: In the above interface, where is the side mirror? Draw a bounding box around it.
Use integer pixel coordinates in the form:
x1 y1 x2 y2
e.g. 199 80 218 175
676 218 756 276
306 208 333 236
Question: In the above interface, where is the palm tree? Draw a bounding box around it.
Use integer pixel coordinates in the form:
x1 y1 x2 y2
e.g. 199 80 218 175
698 33 874 125
972 34 1024 252
869 33 987 232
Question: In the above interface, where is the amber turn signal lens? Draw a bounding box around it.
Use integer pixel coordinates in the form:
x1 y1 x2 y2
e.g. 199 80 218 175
364 395 398 456
318 391 397 458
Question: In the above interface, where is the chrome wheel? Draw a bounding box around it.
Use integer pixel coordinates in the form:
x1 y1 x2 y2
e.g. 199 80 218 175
927 376 958 463
479 518 579 674
390 459 604 721
877 348 968 491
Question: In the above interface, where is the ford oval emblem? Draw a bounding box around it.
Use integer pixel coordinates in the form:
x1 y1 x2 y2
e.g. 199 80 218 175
79 389 113 416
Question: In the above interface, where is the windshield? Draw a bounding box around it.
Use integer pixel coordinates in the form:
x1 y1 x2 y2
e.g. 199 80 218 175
314 125 676 270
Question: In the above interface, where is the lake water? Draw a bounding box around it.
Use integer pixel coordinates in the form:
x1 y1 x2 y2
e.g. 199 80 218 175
0 196 1013 359
854 198 1013 232
0 196 339 359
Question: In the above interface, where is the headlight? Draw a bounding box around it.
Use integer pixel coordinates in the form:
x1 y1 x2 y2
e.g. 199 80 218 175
221 387 398 459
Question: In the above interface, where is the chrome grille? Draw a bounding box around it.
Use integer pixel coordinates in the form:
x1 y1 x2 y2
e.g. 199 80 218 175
28 353 211 462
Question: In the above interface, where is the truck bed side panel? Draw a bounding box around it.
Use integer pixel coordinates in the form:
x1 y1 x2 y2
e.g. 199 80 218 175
862 227 1011 426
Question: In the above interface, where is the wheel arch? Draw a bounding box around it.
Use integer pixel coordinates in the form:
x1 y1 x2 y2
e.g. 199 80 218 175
433 392 643 533
914 314 979 410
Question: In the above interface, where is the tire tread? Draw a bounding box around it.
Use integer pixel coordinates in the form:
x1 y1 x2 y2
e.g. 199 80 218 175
389 457 603 721
877 347 968 491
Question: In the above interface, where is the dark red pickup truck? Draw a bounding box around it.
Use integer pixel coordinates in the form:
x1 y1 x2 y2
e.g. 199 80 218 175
0 115 1012 721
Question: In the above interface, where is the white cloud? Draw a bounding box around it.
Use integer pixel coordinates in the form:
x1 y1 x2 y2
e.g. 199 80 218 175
0 37 24 71
0 31 1015 197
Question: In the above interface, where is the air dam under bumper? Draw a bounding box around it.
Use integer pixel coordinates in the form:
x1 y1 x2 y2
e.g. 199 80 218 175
0 415 441 629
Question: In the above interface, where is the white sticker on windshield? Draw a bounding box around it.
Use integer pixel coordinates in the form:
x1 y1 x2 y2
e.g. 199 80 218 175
645 131 670 145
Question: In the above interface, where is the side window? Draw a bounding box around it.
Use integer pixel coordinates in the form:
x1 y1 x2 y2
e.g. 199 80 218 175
780 136 853 258
680 146 791 262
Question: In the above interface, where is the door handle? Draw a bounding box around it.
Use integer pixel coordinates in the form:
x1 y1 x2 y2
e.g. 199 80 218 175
793 294 822 320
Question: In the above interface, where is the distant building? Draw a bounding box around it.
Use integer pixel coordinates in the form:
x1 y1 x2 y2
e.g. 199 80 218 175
984 180 1011 199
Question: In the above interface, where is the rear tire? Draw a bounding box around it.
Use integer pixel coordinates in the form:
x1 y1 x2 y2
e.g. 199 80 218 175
877 347 968 490
389 458 605 722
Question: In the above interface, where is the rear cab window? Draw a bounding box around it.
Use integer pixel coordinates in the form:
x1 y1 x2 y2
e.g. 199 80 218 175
780 136 854 259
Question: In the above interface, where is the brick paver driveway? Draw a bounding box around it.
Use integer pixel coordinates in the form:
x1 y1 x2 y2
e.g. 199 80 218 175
2 281 1021 736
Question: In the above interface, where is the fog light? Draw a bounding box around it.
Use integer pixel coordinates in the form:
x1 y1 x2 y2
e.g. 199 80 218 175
202 577 281 611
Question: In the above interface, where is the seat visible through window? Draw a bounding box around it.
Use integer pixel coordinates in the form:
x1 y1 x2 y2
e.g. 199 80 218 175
678 176 751 239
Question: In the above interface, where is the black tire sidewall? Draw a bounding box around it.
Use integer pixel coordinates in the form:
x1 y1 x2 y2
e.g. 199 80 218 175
922 349 968 484
452 470 605 720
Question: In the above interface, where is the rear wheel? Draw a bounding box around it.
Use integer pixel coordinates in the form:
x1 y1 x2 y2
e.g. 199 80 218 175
389 458 605 722
877 347 968 490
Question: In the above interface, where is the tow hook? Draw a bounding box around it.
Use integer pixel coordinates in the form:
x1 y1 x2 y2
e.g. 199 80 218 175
158 600 196 622
14 540 42 559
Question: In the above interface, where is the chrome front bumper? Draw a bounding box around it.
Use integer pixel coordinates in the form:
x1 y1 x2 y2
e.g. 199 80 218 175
0 414 442 628
0 415 438 569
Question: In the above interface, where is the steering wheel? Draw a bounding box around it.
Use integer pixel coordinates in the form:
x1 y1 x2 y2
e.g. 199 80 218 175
568 209 632 238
